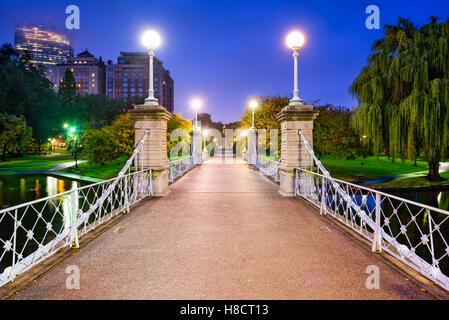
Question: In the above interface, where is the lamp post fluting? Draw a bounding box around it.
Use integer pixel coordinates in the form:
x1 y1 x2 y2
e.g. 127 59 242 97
286 31 305 106
141 30 161 106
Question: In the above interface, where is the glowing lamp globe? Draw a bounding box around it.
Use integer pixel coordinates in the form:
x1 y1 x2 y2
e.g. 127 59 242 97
202 130 208 137
249 100 258 110
141 30 161 49
286 31 305 50
192 99 202 110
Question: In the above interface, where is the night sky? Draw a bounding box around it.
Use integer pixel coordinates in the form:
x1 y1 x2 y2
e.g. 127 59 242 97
1 0 448 123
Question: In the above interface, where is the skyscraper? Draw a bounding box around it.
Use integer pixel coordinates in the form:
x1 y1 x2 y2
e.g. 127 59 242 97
106 52 174 112
49 50 106 95
14 23 73 72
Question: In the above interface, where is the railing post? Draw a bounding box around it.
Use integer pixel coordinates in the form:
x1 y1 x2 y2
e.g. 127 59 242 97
10 209 18 280
70 189 79 248
428 209 438 276
124 175 130 214
371 192 382 252
320 177 326 215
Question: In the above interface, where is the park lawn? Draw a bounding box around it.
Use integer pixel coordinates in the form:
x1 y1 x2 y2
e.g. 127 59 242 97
371 171 449 189
63 155 193 180
0 165 56 172
0 154 75 165
258 154 276 160
0 154 77 171
320 155 429 182
62 158 126 180
169 155 192 161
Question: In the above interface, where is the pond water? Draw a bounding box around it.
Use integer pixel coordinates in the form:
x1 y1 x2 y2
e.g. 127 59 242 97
0 175 89 274
0 175 87 209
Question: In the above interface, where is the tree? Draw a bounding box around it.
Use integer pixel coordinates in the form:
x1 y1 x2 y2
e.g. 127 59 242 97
350 17 449 181
241 95 290 157
167 113 193 157
0 113 32 161
83 114 134 166
0 43 62 151
313 104 361 160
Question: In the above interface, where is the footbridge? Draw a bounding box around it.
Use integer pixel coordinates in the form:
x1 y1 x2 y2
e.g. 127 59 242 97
1 103 449 300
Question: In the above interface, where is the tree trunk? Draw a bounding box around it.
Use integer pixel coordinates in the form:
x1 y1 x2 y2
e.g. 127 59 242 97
1 147 6 162
427 161 442 181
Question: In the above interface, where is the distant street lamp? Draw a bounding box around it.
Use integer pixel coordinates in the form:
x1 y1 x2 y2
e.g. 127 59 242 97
249 99 258 129
191 99 202 129
141 30 161 106
286 31 305 106
63 123 68 129
48 138 51 154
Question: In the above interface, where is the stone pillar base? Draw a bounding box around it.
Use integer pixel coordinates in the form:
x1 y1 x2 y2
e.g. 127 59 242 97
192 128 202 165
278 168 296 197
276 104 319 197
151 168 170 197
248 128 257 165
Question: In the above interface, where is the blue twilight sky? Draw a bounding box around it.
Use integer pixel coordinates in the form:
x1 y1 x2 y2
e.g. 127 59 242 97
0 0 448 123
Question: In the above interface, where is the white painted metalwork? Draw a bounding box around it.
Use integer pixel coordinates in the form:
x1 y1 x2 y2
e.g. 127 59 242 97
0 130 152 287
296 130 449 290
168 156 194 183
256 156 281 182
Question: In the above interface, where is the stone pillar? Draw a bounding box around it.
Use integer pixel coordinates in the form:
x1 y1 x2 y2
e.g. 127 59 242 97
276 104 318 197
192 127 202 165
129 104 172 197
247 128 257 165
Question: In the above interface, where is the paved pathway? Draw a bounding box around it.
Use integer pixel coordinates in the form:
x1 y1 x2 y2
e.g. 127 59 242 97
11 162 434 299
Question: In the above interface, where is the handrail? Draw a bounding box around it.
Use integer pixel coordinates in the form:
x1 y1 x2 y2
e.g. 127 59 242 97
296 129 449 290
0 130 152 287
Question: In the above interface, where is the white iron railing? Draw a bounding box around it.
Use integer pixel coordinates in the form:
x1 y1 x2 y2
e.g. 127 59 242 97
256 156 281 182
168 156 194 183
0 130 152 287
296 130 449 290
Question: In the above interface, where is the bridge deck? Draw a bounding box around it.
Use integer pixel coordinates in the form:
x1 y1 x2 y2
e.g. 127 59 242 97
11 162 433 299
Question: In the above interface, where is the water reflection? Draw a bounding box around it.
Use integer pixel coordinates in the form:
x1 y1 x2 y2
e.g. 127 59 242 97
0 175 85 209
0 175 88 274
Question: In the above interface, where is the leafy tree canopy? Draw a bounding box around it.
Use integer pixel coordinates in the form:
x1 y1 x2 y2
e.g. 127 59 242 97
350 17 449 180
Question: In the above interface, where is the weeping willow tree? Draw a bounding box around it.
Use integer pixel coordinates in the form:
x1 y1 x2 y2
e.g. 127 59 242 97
350 17 449 181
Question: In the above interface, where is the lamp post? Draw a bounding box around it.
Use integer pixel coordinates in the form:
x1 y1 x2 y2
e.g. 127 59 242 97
249 99 258 129
47 138 51 154
141 30 161 106
286 31 305 106
191 99 201 129
69 127 79 169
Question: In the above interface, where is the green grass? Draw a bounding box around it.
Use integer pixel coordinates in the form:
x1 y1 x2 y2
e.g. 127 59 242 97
63 155 193 180
0 154 77 172
62 158 126 180
320 155 429 182
371 171 449 189
169 155 192 161
257 154 276 160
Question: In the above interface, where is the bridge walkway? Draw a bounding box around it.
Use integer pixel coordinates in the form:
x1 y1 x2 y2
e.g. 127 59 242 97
10 161 434 299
